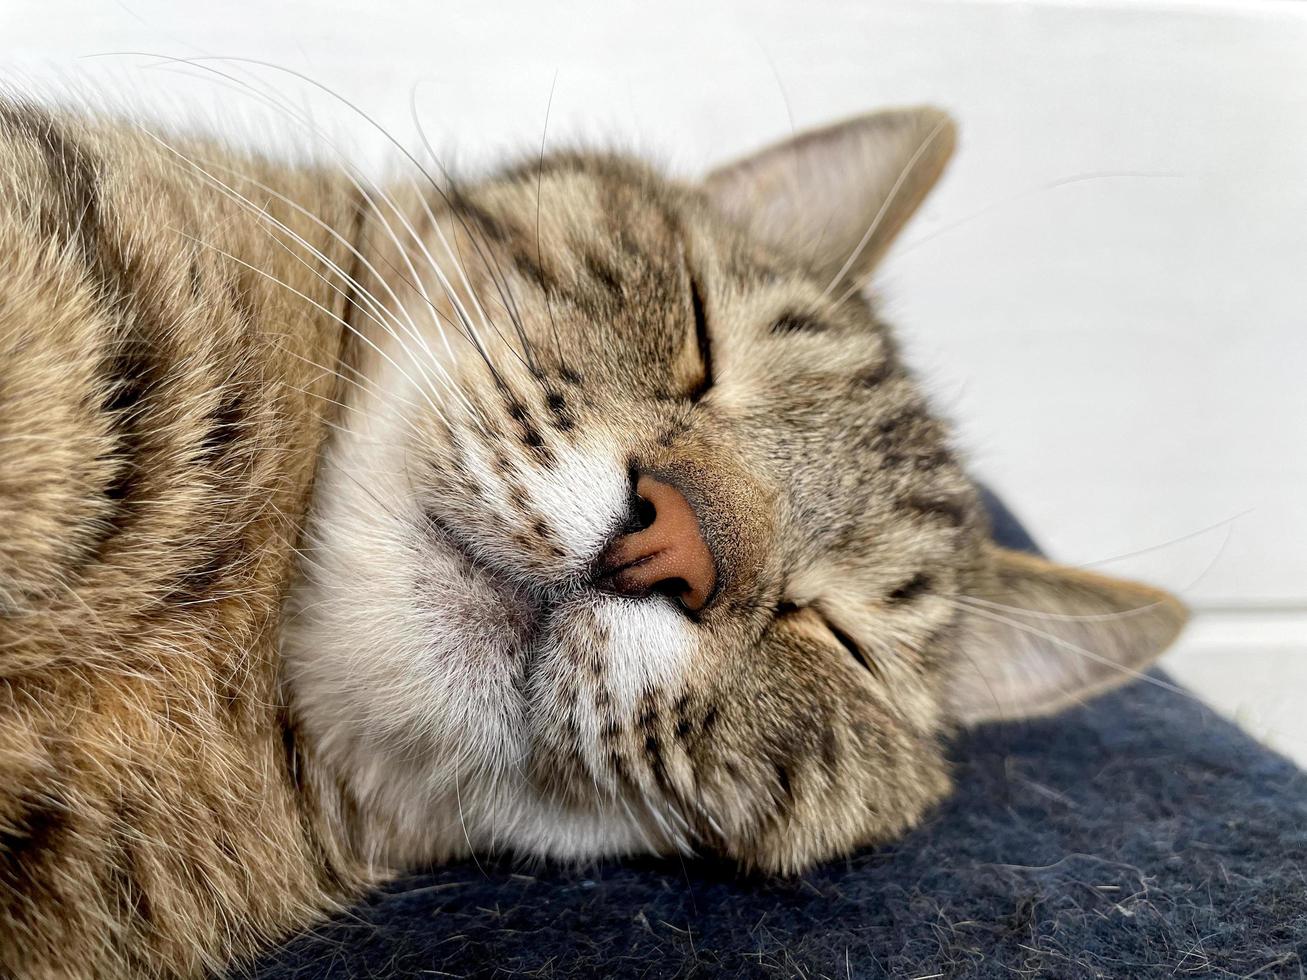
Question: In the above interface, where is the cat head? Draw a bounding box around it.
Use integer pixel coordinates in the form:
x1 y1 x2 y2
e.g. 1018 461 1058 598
284 106 1187 873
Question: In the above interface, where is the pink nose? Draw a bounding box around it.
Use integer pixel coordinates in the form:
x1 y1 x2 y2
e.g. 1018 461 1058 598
598 474 718 612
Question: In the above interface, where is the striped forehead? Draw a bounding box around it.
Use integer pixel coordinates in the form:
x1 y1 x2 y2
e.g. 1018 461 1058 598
470 157 684 267
446 159 696 390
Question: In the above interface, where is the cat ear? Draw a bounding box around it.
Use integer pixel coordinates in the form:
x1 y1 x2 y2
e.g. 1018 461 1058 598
702 106 956 284
948 544 1189 725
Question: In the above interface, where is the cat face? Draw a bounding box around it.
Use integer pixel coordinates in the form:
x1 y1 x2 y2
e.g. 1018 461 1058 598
284 107 1187 872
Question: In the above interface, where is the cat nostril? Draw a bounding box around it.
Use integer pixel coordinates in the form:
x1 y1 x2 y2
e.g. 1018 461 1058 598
651 577 691 600
597 474 718 613
633 493 657 531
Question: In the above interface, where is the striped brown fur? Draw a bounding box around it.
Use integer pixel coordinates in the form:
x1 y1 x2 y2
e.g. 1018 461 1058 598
1 100 1188 978
0 102 374 978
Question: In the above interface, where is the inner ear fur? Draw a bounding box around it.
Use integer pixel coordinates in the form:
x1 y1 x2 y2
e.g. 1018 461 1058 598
948 544 1190 726
703 106 957 285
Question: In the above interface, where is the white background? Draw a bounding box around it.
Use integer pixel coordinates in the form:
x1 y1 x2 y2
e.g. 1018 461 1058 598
4 0 1304 756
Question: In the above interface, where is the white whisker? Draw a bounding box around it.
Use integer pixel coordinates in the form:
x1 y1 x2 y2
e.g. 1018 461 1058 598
823 114 950 304
144 120 476 429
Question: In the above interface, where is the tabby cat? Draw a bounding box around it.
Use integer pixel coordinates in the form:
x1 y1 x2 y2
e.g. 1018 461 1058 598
0 98 1187 978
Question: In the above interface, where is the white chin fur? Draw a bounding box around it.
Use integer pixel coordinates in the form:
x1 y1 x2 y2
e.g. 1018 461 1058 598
281 384 694 865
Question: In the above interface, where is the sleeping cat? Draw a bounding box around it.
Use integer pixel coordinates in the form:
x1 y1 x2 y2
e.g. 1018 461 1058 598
0 98 1187 978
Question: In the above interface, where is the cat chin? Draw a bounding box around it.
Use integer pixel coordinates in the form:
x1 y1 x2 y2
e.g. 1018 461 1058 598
352 773 674 869
282 592 695 867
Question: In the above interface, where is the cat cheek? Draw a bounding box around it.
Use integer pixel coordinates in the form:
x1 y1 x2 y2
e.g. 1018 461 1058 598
590 599 698 713
509 441 628 562
522 598 699 797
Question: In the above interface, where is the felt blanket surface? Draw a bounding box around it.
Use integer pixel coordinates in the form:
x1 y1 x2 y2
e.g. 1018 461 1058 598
251 493 1307 978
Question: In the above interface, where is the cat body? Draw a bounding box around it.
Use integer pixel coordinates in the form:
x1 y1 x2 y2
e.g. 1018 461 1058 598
0 104 370 977
0 99 1186 978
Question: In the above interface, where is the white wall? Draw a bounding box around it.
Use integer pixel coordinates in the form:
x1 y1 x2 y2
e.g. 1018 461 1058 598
4 0 1305 612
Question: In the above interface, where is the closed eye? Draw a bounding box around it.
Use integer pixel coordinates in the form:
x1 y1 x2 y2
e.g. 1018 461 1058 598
686 274 712 401
824 619 879 678
776 602 879 678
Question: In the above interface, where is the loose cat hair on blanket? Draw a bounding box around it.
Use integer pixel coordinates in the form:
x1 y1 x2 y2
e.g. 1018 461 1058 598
0 96 1187 978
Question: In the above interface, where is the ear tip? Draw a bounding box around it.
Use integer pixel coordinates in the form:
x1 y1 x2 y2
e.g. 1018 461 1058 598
891 104 958 139
846 104 956 136
1156 589 1192 645
912 104 957 125
865 105 958 168
1123 580 1190 652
